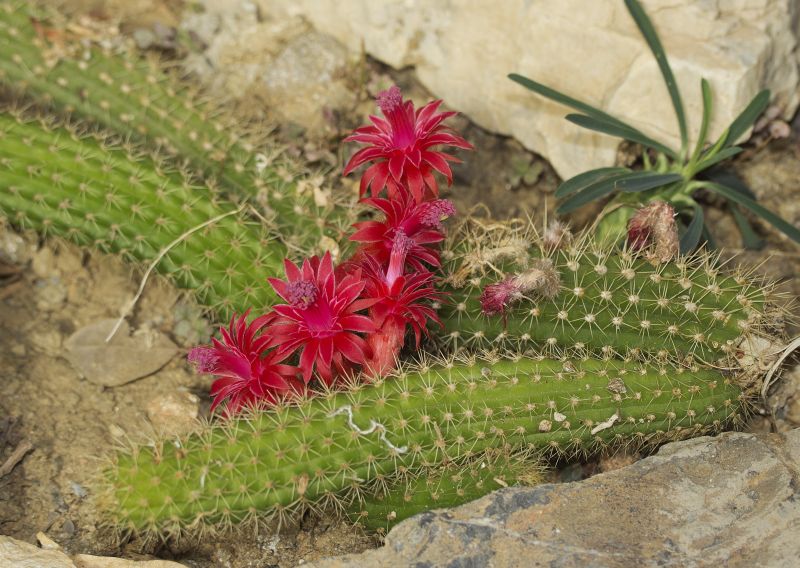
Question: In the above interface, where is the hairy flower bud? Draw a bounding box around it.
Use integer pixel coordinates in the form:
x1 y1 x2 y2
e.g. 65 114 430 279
480 259 561 315
627 201 679 263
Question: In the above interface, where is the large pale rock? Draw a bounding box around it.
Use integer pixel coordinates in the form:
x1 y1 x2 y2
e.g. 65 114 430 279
0 536 76 568
310 430 800 568
259 0 800 179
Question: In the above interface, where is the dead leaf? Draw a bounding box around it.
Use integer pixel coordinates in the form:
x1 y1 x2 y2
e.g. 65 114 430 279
64 319 177 387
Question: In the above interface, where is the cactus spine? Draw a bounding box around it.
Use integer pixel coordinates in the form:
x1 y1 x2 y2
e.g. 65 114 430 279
106 355 744 538
348 451 542 533
438 219 772 364
0 111 282 317
0 0 357 254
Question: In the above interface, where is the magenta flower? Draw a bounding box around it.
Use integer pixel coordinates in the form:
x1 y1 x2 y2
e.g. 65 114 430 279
360 232 442 376
350 195 456 271
343 85 473 203
188 312 301 414
268 252 377 385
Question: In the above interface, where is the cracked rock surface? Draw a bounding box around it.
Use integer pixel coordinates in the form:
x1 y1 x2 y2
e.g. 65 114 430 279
255 0 800 179
311 429 800 568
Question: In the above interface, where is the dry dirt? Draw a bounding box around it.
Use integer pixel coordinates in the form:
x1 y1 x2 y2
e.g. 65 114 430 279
2 1 800 567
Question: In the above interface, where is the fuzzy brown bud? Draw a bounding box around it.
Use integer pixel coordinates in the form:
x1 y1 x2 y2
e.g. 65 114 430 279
627 201 679 263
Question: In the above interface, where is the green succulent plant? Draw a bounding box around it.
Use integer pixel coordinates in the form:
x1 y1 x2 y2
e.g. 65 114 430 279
509 0 800 251
103 354 747 539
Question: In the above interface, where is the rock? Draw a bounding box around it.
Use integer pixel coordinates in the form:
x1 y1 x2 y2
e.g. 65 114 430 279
0 536 75 568
256 0 799 179
31 247 57 278
181 1 355 135
310 430 800 568
35 277 67 312
64 319 178 387
262 31 352 133
145 389 201 437
72 555 187 567
0 227 30 265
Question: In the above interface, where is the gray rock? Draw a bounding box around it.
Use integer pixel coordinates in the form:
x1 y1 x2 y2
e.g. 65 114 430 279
64 319 178 387
311 430 800 568
0 536 76 568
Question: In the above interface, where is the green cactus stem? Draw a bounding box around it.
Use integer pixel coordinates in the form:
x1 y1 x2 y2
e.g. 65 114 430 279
0 111 282 317
437 218 776 365
0 0 357 254
347 450 542 533
103 354 746 538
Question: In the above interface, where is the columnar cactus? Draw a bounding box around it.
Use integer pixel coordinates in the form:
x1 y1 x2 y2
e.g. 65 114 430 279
348 450 542 533
104 354 745 538
437 218 774 364
0 0 357 254
0 111 281 317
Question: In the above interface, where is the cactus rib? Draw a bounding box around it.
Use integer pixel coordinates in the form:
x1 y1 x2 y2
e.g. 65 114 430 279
438 218 773 364
0 0 357 254
0 111 282 316
104 355 745 538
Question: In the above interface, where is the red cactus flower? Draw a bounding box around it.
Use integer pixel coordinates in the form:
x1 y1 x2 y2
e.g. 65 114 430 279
350 195 456 271
360 231 443 376
188 312 301 414
268 252 377 385
343 85 473 203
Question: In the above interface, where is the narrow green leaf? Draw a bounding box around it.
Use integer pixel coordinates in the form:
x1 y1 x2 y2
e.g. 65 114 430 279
557 173 632 214
625 0 688 152
722 89 771 147
703 181 800 244
557 171 681 214
508 74 640 132
731 206 766 250
700 223 717 250
691 79 713 162
555 167 630 198
695 146 743 172
701 168 755 199
680 204 704 253
615 172 683 193
565 114 678 159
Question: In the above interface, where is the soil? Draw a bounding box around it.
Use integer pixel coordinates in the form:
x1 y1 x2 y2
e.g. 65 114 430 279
1 1 800 567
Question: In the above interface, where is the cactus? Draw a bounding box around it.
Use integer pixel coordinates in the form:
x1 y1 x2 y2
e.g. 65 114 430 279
437 218 776 364
103 354 746 538
348 450 542 533
0 0 357 255
0 110 282 317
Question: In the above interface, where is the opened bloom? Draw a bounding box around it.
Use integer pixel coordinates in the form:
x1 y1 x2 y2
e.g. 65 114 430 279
343 85 473 203
188 312 301 414
350 195 456 271
268 252 377 385
360 231 442 376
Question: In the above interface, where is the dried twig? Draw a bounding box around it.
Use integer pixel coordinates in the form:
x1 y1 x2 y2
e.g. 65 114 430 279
0 439 34 478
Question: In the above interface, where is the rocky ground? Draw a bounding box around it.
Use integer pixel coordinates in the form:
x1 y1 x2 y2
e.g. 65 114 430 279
2 1 800 567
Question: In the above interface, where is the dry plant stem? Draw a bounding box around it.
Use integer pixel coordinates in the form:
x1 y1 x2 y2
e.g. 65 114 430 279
0 439 33 478
105 205 245 342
